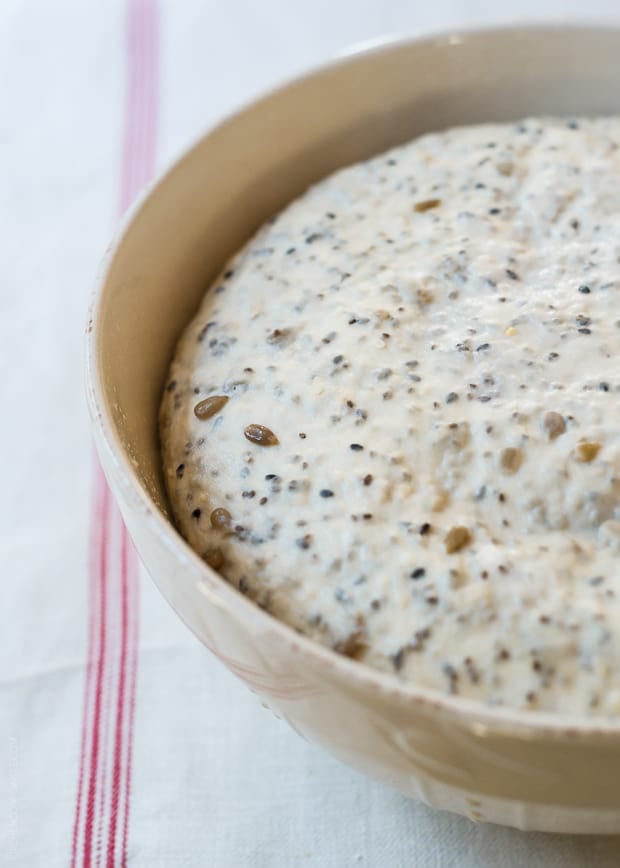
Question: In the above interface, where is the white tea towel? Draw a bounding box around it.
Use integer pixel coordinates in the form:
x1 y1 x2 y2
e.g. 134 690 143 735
4 1 620 866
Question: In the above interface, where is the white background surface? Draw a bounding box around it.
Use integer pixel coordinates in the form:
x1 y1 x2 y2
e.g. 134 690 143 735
4 1 620 865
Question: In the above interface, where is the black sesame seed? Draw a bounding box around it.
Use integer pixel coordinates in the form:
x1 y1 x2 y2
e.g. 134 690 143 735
419 522 431 535
299 432 307 439
578 327 592 335
505 268 520 281
410 567 426 579
599 382 610 392
350 443 364 451
333 355 344 364
488 208 501 216
319 489 334 498
476 343 490 352
578 284 591 294
363 474 373 486
445 392 459 404
306 233 323 244
392 648 405 671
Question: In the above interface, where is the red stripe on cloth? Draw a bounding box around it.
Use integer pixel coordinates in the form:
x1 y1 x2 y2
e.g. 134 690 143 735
94 509 120 868
82 480 110 868
95 506 129 868
120 540 141 868
103 515 130 868
72 1 159 865
71 472 107 868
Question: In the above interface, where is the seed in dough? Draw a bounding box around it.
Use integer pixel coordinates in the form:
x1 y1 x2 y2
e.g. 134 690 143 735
444 526 472 554
543 411 566 440
194 394 229 420
335 630 368 659
414 198 442 213
210 507 232 531
204 548 224 570
244 424 280 446
576 441 601 462
500 447 524 474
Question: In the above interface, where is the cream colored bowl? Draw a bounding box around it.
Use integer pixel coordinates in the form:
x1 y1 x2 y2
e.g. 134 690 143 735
87 26 620 833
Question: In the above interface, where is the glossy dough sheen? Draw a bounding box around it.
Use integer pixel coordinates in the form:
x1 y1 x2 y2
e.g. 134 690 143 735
160 118 620 715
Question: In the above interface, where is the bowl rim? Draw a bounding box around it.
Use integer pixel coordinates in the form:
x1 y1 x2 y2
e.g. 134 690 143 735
86 21 620 739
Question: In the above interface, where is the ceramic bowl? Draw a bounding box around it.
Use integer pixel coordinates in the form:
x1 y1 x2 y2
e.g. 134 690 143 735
86 25 620 833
